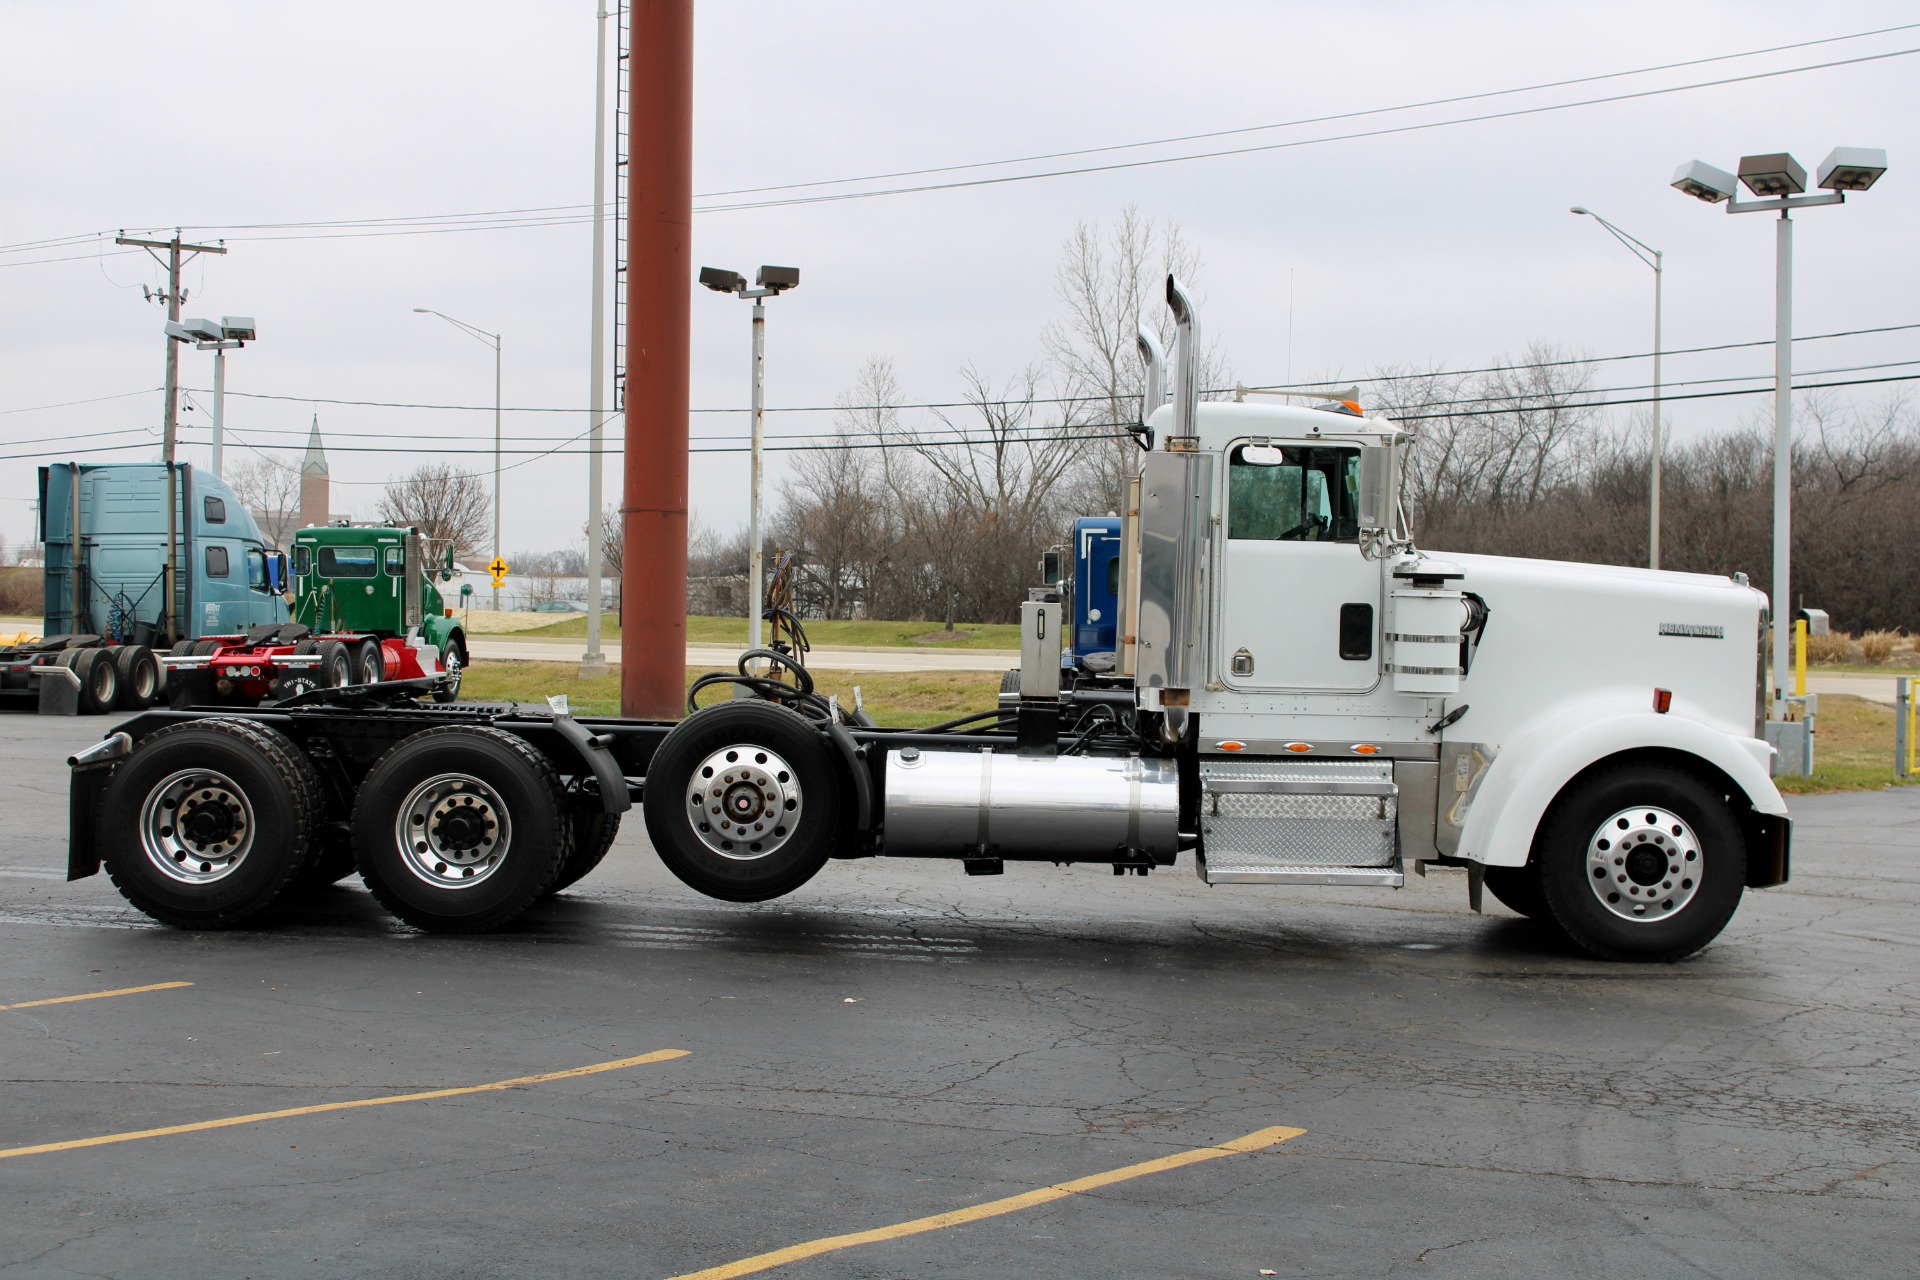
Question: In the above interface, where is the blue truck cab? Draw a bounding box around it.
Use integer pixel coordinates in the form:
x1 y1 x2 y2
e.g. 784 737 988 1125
1069 516 1122 662
40 462 288 644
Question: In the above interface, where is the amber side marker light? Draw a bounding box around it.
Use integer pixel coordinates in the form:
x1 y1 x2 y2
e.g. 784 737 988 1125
1350 743 1381 755
1653 688 1673 713
1285 742 1313 753
1215 741 1247 753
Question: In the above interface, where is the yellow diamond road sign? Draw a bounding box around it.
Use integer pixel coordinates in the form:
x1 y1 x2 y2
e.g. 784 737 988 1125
487 556 509 586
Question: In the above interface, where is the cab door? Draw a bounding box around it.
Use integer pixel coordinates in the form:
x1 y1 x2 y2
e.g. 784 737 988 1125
1214 441 1381 693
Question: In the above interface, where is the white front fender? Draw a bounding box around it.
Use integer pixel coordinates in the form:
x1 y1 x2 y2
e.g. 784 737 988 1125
1458 696 1786 868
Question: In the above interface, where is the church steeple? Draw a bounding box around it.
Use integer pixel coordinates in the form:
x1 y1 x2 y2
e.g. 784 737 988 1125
300 413 329 477
298 414 331 529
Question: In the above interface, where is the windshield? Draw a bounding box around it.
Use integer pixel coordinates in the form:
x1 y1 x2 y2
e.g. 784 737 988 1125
1228 445 1361 542
317 545 380 578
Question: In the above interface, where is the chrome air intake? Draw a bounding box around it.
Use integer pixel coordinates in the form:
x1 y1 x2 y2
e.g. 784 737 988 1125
882 749 1179 861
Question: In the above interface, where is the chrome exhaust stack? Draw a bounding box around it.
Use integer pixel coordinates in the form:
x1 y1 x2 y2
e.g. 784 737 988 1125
1166 276 1200 447
1135 325 1166 446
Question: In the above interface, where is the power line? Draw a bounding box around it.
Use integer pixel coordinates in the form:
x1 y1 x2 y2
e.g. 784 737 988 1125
693 23 1920 200
8 373 1916 466
1 320 1913 443
692 46 1920 214
10 25 1913 254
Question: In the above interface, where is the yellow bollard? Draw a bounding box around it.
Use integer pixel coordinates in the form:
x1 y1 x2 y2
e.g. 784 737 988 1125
1794 618 1807 698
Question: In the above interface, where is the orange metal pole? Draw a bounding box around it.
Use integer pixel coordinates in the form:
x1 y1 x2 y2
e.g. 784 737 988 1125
621 0 694 718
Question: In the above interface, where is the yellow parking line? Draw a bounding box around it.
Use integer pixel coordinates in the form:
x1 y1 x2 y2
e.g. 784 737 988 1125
2 981 193 1011
663 1124 1306 1280
0 1048 689 1161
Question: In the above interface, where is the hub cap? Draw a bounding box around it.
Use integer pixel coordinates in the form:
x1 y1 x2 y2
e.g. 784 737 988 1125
1585 805 1702 922
686 745 801 861
139 768 255 884
393 773 509 888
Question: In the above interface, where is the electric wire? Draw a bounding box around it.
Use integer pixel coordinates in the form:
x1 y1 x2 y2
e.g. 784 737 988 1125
7 367 1919 466
8 25 1914 254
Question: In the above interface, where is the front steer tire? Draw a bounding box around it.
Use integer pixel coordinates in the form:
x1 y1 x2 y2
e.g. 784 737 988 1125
642 701 842 902
99 719 323 928
1535 763 1746 962
352 726 571 932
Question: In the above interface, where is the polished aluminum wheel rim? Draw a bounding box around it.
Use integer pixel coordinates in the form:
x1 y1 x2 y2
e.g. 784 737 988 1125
1586 805 1702 922
139 768 255 884
686 744 801 861
393 772 509 888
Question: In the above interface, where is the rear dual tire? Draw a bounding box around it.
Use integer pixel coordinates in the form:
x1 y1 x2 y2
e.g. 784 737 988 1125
99 719 322 928
352 726 570 932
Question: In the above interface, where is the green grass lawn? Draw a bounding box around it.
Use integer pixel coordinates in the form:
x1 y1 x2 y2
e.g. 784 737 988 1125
509 613 1022 649
1773 693 1919 794
459 662 1002 728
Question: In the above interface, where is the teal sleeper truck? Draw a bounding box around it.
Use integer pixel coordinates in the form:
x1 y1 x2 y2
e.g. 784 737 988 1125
0 463 287 714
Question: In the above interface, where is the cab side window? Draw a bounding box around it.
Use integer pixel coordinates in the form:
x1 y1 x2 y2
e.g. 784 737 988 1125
383 546 405 576
206 545 230 578
292 545 312 577
1227 445 1361 542
204 495 226 523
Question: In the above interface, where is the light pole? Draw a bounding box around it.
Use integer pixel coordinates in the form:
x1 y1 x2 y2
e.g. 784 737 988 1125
1570 208 1663 569
580 0 613 679
1671 147 1889 719
698 265 799 654
167 316 256 478
414 307 503 611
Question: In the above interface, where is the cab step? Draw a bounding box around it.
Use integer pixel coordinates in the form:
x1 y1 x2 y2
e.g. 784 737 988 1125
1197 757 1402 887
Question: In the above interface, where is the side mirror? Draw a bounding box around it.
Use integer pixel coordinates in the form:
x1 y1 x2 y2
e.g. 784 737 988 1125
264 552 288 594
443 545 455 572
1040 549 1061 586
1358 441 1399 533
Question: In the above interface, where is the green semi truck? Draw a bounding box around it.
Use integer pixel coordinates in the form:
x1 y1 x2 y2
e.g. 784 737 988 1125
162 524 469 706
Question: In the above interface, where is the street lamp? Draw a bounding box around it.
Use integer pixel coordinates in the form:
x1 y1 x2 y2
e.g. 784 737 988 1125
1570 208 1663 568
414 307 504 611
166 315 255 478
1671 145 1888 724
699 264 800 654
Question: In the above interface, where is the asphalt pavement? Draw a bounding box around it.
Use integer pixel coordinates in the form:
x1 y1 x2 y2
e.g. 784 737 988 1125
1 711 1915 1278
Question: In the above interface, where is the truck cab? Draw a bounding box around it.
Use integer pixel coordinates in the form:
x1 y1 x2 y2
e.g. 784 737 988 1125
40 462 287 644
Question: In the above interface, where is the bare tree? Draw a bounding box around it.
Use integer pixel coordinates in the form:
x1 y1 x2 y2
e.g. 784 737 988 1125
1043 206 1229 511
224 456 303 546
375 463 490 558
586 504 623 608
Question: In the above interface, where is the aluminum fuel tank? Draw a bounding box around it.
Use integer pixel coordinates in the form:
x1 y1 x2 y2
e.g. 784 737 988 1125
882 748 1179 860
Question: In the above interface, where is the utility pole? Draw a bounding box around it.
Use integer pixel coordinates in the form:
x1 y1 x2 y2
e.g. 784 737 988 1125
117 231 226 645
621 0 693 719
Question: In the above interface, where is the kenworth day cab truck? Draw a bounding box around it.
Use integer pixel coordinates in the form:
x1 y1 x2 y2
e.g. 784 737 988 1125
65 280 1788 961
0 462 287 715
160 524 469 707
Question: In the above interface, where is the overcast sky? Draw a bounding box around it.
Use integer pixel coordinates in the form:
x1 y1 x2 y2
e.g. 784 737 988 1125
3 1 1915 560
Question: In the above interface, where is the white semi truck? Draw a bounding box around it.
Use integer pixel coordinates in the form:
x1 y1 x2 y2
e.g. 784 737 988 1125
66 279 1787 961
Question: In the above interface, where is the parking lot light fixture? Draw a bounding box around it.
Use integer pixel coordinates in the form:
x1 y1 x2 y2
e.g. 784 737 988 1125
1673 145 1890 720
699 264 800 656
1571 208 1663 568
414 308 504 611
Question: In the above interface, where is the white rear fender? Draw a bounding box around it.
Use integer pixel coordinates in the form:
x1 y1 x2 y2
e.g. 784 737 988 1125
1458 696 1786 868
